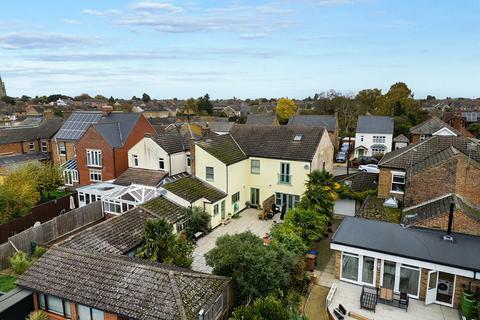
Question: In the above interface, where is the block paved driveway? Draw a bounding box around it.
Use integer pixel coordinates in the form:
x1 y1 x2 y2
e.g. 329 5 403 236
192 209 281 273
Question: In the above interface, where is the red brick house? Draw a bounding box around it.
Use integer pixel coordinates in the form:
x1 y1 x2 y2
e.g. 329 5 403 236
76 111 155 185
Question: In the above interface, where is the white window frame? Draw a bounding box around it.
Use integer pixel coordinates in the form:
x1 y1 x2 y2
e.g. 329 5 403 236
373 135 386 144
206 166 214 181
89 169 102 182
214 203 219 216
132 154 139 167
159 157 165 170
279 162 291 184
58 144 67 156
340 252 377 287
29 141 35 151
380 260 421 299
391 171 406 194
186 154 191 167
41 140 48 152
86 149 102 168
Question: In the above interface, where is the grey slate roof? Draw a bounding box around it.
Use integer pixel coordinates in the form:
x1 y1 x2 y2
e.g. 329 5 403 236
402 194 480 225
332 217 480 272
393 134 409 143
151 130 186 154
379 136 480 170
245 114 276 125
230 124 326 162
0 152 49 167
0 117 63 144
94 112 142 148
207 121 234 133
114 168 168 187
334 172 378 192
356 116 394 134
410 116 460 135
197 134 247 165
18 246 230 320
287 115 337 132
53 111 103 141
60 207 157 255
163 176 227 203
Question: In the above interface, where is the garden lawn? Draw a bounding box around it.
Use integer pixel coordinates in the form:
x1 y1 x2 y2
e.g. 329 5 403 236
0 274 17 292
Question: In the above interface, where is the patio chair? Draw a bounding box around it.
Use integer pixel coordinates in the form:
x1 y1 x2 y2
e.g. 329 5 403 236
379 287 393 304
399 292 409 311
333 303 347 319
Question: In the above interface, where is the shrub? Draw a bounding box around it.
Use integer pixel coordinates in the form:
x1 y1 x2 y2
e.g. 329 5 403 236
32 246 47 258
8 251 32 275
26 310 49 320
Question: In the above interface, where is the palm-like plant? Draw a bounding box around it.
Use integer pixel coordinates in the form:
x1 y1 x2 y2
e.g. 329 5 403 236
300 170 339 220
185 206 210 238
137 218 175 262
26 310 49 320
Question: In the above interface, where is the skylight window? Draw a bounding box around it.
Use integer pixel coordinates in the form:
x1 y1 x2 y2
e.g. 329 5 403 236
293 134 303 141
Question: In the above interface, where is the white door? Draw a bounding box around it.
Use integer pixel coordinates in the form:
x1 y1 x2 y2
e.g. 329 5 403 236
425 270 438 305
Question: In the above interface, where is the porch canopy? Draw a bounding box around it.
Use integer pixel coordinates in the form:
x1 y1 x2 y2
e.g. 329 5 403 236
331 217 480 280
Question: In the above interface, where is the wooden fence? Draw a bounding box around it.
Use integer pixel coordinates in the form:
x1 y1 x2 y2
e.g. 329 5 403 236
0 193 78 243
0 201 103 269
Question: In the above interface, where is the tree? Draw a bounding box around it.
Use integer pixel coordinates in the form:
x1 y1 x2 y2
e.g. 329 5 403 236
300 170 339 220
275 98 298 124
74 93 92 101
283 207 327 245
137 218 195 268
182 98 198 115
379 82 417 116
20 95 31 102
270 223 307 255
142 93 151 103
355 89 383 115
47 94 62 103
0 96 15 105
185 206 210 239
36 162 63 195
197 94 213 114
230 296 297 320
205 232 296 304
426 95 436 100
108 96 115 105
94 95 108 101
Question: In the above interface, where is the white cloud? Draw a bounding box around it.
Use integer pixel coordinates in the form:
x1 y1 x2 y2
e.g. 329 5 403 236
81 9 122 16
63 19 81 25
239 33 268 40
0 32 100 49
131 2 184 13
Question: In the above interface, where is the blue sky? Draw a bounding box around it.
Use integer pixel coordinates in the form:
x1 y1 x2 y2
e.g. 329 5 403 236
0 0 479 99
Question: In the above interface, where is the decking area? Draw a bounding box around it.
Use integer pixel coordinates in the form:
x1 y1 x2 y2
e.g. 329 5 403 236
328 281 460 320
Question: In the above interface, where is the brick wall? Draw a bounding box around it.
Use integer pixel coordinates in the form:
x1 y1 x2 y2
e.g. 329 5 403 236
414 210 480 236
0 142 23 155
51 141 76 164
335 251 340 279
377 169 393 198
454 276 480 307
411 134 421 144
404 159 457 207
455 156 480 206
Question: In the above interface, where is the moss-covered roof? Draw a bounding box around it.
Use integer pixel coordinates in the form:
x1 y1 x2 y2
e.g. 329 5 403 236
356 196 402 223
197 134 247 165
163 176 227 203
141 196 188 224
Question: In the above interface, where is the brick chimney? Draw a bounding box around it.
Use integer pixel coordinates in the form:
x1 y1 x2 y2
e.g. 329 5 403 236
453 113 463 131
189 138 196 176
102 105 113 116
43 108 53 119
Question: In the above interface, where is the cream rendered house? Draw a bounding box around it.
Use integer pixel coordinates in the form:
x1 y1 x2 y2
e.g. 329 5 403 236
128 130 191 175
194 124 334 218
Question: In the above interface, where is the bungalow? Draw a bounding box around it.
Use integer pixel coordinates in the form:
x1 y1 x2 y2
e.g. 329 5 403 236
354 116 394 158
331 217 480 308
410 116 462 144
193 124 334 219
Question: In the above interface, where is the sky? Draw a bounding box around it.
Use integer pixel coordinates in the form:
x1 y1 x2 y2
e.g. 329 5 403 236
0 0 479 99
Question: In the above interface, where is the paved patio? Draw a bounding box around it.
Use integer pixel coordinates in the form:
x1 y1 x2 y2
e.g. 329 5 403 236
328 281 460 320
192 208 280 273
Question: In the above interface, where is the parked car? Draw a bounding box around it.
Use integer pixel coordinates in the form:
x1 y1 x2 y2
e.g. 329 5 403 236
351 156 378 167
358 164 380 173
336 152 347 163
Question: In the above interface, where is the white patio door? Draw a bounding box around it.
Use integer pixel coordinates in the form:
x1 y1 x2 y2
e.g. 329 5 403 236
425 270 438 305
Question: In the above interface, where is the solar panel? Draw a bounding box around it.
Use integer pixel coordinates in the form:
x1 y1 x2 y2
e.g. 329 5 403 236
54 112 102 140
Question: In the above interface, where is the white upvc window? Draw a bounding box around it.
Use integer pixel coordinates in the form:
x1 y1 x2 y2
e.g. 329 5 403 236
41 140 48 152
372 148 385 154
58 144 67 156
391 171 406 193
86 149 102 167
214 203 219 216
381 260 421 298
206 166 214 181
373 136 386 143
340 252 376 286
159 157 165 170
279 162 291 184
250 159 260 174
89 169 102 182
132 154 139 167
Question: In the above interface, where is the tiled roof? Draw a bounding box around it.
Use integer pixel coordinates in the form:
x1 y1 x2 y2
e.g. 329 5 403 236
0 117 63 144
94 112 143 147
402 194 480 225
356 116 394 134
406 146 459 176
140 196 188 224
230 124 326 162
163 176 227 203
18 246 230 320
379 136 480 170
0 152 49 167
197 134 247 165
114 168 168 187
151 130 186 154
335 172 378 192
60 207 156 255
245 114 276 125
393 134 409 143
410 116 460 135
207 121 234 133
287 115 337 132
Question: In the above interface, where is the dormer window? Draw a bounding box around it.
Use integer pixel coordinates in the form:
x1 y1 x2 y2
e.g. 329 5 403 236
293 134 303 141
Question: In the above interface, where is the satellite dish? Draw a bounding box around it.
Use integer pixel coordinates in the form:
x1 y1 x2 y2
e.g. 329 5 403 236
33 221 41 228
